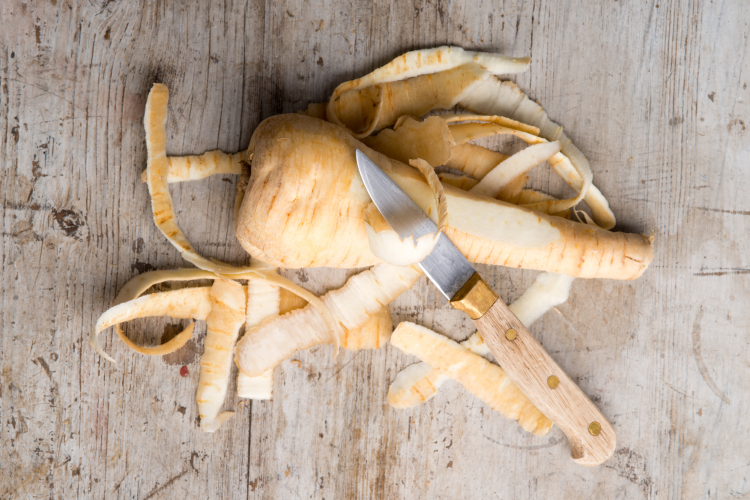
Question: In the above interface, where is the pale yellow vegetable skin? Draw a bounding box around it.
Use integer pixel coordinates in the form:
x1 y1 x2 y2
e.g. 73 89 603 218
389 272 574 411
389 322 553 436
235 114 653 279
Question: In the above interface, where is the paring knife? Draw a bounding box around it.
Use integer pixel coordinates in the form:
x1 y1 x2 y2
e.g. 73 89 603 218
356 149 616 466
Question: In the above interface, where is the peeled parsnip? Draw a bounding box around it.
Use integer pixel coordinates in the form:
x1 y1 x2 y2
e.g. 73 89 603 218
235 114 653 278
92 287 213 363
197 280 246 432
235 264 422 377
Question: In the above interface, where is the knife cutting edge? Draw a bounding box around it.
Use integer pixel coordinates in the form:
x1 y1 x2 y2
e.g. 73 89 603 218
355 149 616 466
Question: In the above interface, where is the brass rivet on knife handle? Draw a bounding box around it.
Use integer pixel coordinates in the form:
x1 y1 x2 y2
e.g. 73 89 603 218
449 273 498 319
505 329 517 341
547 375 560 389
588 422 602 436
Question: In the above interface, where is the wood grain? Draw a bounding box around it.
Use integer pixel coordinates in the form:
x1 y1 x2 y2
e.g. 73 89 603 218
475 295 616 466
1 0 749 498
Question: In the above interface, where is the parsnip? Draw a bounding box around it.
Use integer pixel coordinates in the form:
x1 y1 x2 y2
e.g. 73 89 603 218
389 322 553 436
235 264 422 377
197 280 246 432
235 114 653 278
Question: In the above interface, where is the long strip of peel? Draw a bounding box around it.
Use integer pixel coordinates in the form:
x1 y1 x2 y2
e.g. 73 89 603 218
325 54 614 227
197 280 246 432
327 47 530 137
92 287 213 363
470 141 562 198
235 264 422 377
237 278 280 400
441 113 539 135
236 287 310 399
445 115 590 217
388 272 574 409
246 270 344 355
458 79 614 228
389 322 553 436
143 84 257 275
446 143 507 180
139 149 249 183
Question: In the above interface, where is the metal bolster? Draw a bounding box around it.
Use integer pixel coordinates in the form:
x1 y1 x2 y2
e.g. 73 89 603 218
449 273 499 319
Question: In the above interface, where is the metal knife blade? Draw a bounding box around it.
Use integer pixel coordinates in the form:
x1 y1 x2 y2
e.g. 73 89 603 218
356 150 476 299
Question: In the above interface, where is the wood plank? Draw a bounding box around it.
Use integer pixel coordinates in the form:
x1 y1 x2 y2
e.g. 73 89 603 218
1 0 749 498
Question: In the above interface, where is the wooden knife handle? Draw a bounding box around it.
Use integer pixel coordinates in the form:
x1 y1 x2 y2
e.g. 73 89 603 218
452 274 616 466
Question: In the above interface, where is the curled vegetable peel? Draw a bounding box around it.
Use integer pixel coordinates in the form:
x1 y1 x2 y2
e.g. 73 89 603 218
91 287 212 363
327 46 530 137
389 322 553 436
388 272 574 412
144 84 257 276
235 264 422 377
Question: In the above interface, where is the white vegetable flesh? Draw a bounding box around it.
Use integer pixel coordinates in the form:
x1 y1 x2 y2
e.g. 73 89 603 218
197 280 246 432
237 278 281 400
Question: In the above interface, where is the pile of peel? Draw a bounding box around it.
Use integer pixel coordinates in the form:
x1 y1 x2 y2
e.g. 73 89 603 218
92 47 653 435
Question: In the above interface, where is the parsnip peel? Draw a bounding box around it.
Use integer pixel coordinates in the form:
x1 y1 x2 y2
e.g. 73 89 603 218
91 287 212 363
390 322 553 435
197 280 246 432
470 141 562 198
361 116 455 167
139 149 248 183
246 269 344 356
235 264 421 377
144 83 258 276
388 272 574 411
327 46 530 137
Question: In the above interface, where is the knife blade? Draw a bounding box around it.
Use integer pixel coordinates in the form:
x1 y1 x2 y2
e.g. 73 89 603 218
356 149 616 466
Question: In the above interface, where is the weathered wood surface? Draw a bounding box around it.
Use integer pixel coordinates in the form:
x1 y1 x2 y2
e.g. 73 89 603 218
1 0 748 498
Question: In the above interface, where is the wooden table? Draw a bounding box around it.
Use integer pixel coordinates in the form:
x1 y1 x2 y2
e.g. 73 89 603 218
2 1 747 498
